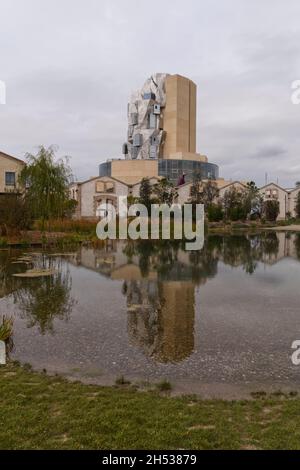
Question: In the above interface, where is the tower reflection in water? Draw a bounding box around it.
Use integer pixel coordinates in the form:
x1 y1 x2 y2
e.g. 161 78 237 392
123 279 195 363
80 239 217 364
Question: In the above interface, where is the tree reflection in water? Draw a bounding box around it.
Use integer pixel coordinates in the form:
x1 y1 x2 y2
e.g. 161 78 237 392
0 250 25 299
9 232 284 363
0 232 293 365
13 257 75 334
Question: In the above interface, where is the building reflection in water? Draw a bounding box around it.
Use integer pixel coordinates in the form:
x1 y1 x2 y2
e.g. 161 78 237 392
112 241 201 363
68 232 300 364
123 279 195 363
71 239 215 363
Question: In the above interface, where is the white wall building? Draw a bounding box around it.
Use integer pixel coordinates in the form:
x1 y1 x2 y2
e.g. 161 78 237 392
71 176 129 220
288 187 300 218
71 175 300 222
259 183 289 220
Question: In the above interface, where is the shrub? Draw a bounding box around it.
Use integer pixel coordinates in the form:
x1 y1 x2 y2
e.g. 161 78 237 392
34 218 97 234
263 200 280 222
63 199 78 219
228 206 247 221
277 220 292 226
207 204 224 222
0 194 32 234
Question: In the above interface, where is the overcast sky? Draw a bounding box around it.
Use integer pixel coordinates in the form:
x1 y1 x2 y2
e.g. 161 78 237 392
0 0 299 186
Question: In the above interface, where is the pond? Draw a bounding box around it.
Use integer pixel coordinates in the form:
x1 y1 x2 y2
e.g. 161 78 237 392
1 231 300 397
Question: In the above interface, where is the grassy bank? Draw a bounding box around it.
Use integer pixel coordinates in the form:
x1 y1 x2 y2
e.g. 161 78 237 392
0 230 88 248
0 364 300 450
3 219 300 248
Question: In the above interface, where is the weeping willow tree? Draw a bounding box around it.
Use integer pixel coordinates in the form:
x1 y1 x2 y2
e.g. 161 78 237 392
19 146 73 230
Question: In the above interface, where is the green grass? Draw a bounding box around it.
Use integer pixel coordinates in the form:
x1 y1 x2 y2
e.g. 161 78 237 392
1 363 300 450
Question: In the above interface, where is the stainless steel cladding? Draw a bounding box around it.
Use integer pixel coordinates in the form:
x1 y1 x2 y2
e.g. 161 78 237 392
126 73 168 160
133 133 143 147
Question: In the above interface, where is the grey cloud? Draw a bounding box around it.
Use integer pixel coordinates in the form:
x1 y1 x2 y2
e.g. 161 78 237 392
249 145 287 160
0 0 300 185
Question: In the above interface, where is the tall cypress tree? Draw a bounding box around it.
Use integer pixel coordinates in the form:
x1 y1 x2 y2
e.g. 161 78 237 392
139 178 152 212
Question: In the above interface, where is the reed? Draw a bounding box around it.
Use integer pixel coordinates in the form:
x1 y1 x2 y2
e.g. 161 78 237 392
0 315 14 342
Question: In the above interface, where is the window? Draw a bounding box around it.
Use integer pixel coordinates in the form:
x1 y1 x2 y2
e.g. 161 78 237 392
5 172 15 186
147 113 156 129
106 182 114 193
96 181 115 193
153 104 161 115
131 113 138 125
96 181 105 193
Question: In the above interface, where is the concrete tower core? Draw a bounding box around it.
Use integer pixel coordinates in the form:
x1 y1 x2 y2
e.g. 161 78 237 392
163 74 197 158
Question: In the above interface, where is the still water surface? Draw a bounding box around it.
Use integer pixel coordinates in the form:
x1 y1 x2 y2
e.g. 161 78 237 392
1 232 300 396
